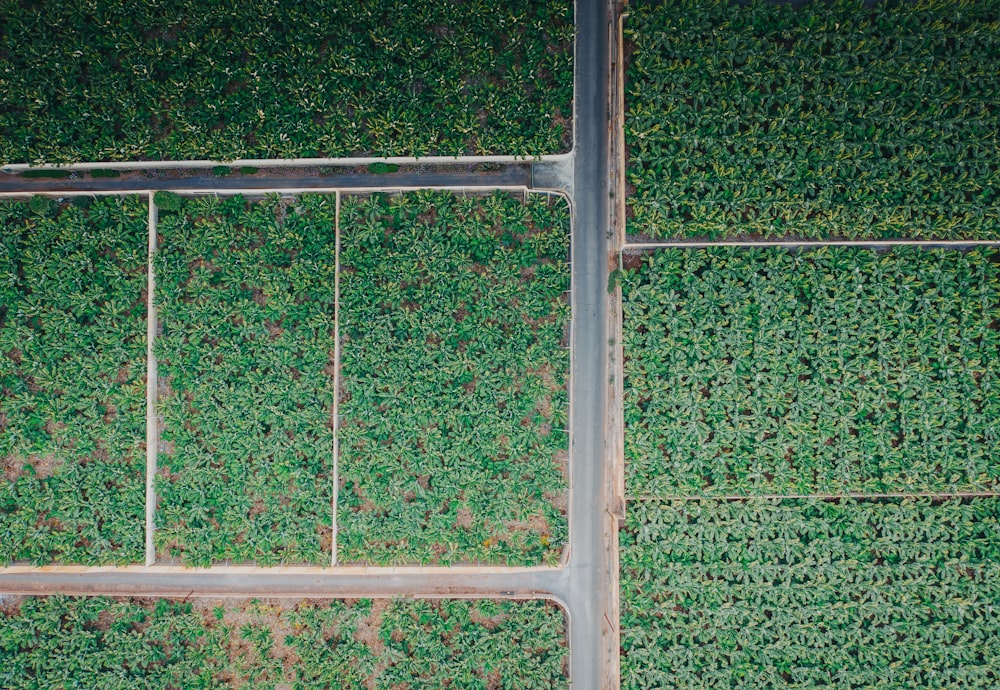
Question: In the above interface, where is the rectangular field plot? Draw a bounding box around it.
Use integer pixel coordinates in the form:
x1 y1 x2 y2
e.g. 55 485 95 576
153 194 337 566
620 498 1000 689
625 0 1000 240
0 196 148 565
624 247 1000 498
339 191 570 565
0 1 572 164
0 596 568 688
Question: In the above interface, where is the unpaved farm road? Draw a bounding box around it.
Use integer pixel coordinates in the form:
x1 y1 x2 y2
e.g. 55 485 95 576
0 0 615 686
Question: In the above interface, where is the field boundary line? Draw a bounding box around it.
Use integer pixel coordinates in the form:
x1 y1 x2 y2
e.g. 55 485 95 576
0 564 562 575
624 239 1000 249
1 153 572 173
145 192 158 567
628 490 1000 502
332 191 341 567
0 185 535 199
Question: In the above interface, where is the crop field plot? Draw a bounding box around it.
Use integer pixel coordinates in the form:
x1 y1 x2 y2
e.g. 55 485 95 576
338 191 570 565
623 247 1000 498
624 0 1000 240
620 498 1000 689
0 595 569 688
153 193 337 566
0 0 573 164
0 196 147 565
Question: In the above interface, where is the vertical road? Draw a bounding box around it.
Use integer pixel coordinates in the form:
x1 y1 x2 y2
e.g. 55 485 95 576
567 0 612 686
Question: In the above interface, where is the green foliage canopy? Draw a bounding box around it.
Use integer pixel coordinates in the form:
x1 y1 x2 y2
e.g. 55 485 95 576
0 197 147 565
339 191 570 565
625 0 1000 239
0 0 573 164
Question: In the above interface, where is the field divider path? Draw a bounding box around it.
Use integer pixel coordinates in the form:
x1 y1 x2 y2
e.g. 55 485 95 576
2 154 571 173
624 239 1000 249
145 192 158 567
332 191 341 567
628 490 1000 502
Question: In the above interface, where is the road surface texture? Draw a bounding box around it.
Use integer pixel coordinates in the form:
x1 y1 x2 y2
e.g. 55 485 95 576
0 0 615 686
0 165 531 193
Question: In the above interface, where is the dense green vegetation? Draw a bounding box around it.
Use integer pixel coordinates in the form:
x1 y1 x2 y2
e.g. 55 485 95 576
0 595 568 689
0 197 147 565
0 0 573 164
154 194 337 566
623 247 1000 498
621 498 1000 688
339 191 570 565
625 0 1000 239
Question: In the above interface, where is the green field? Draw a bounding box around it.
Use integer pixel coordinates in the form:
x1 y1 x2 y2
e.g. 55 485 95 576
0 197 147 565
621 498 1000 689
154 194 337 566
625 0 1000 239
0 596 568 689
624 247 1000 498
621 246 1000 687
339 191 570 565
0 0 573 164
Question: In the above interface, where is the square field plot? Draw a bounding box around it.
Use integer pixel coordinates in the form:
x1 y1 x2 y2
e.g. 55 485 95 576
620 498 1000 689
153 194 337 566
624 0 1000 240
0 596 568 688
0 196 148 565
338 191 570 565
624 247 1000 498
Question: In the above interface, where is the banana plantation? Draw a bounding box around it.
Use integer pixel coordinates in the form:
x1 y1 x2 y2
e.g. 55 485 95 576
0 0 573 164
0 595 569 689
625 0 1000 240
621 498 1000 688
0 197 148 565
339 191 570 565
154 194 338 566
623 247 1000 498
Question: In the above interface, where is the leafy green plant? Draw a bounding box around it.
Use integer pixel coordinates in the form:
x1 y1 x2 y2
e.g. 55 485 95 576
211 165 231 177
26 195 53 215
625 0 1000 240
152 190 182 213
153 194 337 566
0 0 573 163
238 166 259 175
0 196 147 565
89 169 121 178
623 247 1000 498
339 191 570 565
621 497 1000 689
367 162 400 174
0 596 568 689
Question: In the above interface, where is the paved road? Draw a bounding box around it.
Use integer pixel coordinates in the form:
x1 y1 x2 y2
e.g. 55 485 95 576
0 166 531 193
563 0 612 685
0 0 613 686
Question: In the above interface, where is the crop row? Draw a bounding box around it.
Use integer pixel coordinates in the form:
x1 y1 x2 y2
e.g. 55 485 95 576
0 0 572 164
339 191 570 565
624 0 1000 239
1 196 148 565
620 498 1000 689
1 191 569 567
623 246 1000 498
0 595 568 689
